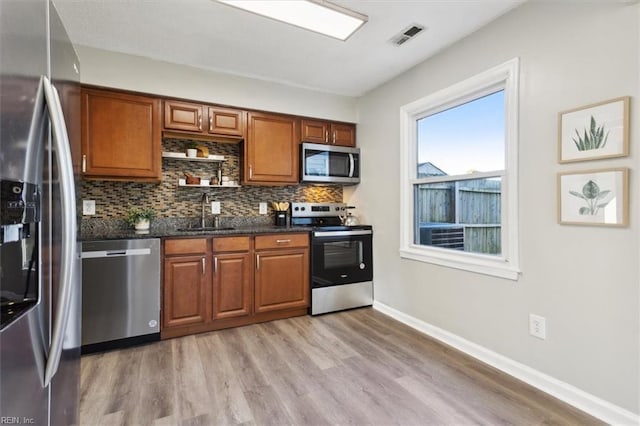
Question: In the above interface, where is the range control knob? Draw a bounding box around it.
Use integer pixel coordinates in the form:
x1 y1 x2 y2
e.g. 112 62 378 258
294 207 299 211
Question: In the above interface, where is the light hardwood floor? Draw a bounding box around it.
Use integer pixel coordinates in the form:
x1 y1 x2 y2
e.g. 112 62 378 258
80 308 602 425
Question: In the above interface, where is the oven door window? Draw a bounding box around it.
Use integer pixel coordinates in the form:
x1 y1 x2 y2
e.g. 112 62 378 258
325 240 361 268
312 235 372 287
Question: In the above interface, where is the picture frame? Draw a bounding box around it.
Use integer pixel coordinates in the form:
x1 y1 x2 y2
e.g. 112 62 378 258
558 168 629 227
558 96 630 163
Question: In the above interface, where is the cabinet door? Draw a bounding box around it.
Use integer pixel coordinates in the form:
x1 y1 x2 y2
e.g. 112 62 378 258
212 252 252 320
81 88 161 180
163 255 208 328
254 248 309 313
245 112 299 184
300 119 329 144
208 107 245 137
164 100 204 132
331 123 356 147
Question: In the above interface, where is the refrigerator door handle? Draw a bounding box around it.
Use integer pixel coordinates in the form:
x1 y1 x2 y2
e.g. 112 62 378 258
42 76 77 387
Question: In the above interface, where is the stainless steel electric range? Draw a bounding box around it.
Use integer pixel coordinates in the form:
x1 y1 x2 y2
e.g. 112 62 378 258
291 202 373 315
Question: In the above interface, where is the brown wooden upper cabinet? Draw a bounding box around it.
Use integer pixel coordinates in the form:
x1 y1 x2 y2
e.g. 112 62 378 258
244 112 299 185
81 87 162 181
163 100 245 140
300 119 356 147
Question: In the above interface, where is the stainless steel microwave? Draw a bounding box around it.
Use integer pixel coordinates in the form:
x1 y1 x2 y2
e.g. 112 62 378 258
300 143 360 185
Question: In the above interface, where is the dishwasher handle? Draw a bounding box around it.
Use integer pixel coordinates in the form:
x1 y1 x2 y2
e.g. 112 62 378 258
81 248 152 259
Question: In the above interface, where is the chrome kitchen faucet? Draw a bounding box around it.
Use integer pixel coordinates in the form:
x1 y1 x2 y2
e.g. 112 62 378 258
201 193 209 228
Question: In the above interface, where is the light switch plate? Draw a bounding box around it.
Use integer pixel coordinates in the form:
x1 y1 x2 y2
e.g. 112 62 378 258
83 200 96 215
211 201 221 215
259 202 267 215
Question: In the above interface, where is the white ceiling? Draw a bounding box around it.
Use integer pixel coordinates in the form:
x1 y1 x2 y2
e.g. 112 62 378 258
52 0 525 97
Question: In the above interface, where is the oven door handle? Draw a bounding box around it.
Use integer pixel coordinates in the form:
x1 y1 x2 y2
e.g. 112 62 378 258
313 230 372 237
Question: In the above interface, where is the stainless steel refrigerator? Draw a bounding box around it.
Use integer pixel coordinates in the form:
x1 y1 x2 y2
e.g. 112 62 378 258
0 0 81 424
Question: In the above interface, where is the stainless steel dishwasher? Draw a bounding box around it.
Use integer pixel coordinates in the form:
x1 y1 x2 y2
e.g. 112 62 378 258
81 238 160 352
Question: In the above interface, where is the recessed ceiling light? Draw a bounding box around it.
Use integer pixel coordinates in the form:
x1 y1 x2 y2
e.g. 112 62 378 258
216 0 368 41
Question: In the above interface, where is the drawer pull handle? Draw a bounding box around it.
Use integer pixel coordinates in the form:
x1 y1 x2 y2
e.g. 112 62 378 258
256 254 260 270
276 239 291 244
214 257 218 273
209 116 213 132
201 258 205 274
82 155 86 173
325 130 328 143
198 115 202 130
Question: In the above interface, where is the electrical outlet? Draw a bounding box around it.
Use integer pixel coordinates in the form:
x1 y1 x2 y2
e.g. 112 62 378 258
83 200 96 215
259 202 267 215
529 314 546 339
211 201 221 215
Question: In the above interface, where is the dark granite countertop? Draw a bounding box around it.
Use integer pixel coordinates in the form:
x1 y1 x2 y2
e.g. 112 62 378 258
80 224 312 241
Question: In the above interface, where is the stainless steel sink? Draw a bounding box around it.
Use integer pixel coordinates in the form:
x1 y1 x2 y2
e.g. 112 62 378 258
176 227 235 232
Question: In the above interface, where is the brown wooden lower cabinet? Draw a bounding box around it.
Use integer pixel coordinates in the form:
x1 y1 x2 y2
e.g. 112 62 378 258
163 255 208 328
212 252 252 320
161 233 309 339
254 249 309 314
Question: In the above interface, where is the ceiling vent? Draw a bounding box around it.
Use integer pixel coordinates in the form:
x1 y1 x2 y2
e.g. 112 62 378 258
391 24 425 46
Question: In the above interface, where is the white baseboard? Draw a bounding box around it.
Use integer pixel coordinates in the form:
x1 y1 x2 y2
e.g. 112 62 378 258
373 301 640 426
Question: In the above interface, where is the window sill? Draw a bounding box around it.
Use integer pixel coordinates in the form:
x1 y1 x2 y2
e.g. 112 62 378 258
399 246 520 281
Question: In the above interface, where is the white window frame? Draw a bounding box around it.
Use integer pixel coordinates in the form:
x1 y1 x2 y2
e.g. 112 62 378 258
399 58 520 280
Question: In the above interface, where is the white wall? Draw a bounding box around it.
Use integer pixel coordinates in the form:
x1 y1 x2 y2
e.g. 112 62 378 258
75 45 358 122
349 1 639 416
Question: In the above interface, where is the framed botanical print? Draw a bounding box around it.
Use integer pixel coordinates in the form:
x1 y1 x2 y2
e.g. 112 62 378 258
558 97 629 163
558 168 629 227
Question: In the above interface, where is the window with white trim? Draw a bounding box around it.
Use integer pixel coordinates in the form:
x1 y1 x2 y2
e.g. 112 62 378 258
399 59 520 280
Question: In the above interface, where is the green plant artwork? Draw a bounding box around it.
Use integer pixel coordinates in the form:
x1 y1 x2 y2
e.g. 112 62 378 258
573 116 609 151
569 180 612 215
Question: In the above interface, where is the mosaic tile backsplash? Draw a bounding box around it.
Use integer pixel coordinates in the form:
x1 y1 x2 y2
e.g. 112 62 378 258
81 138 343 228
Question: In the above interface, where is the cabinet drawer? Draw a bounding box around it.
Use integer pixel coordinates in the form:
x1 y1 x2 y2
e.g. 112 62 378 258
255 233 308 250
213 236 250 252
165 238 208 255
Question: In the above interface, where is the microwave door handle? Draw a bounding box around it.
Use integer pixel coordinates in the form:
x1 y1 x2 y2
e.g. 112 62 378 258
348 153 355 178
